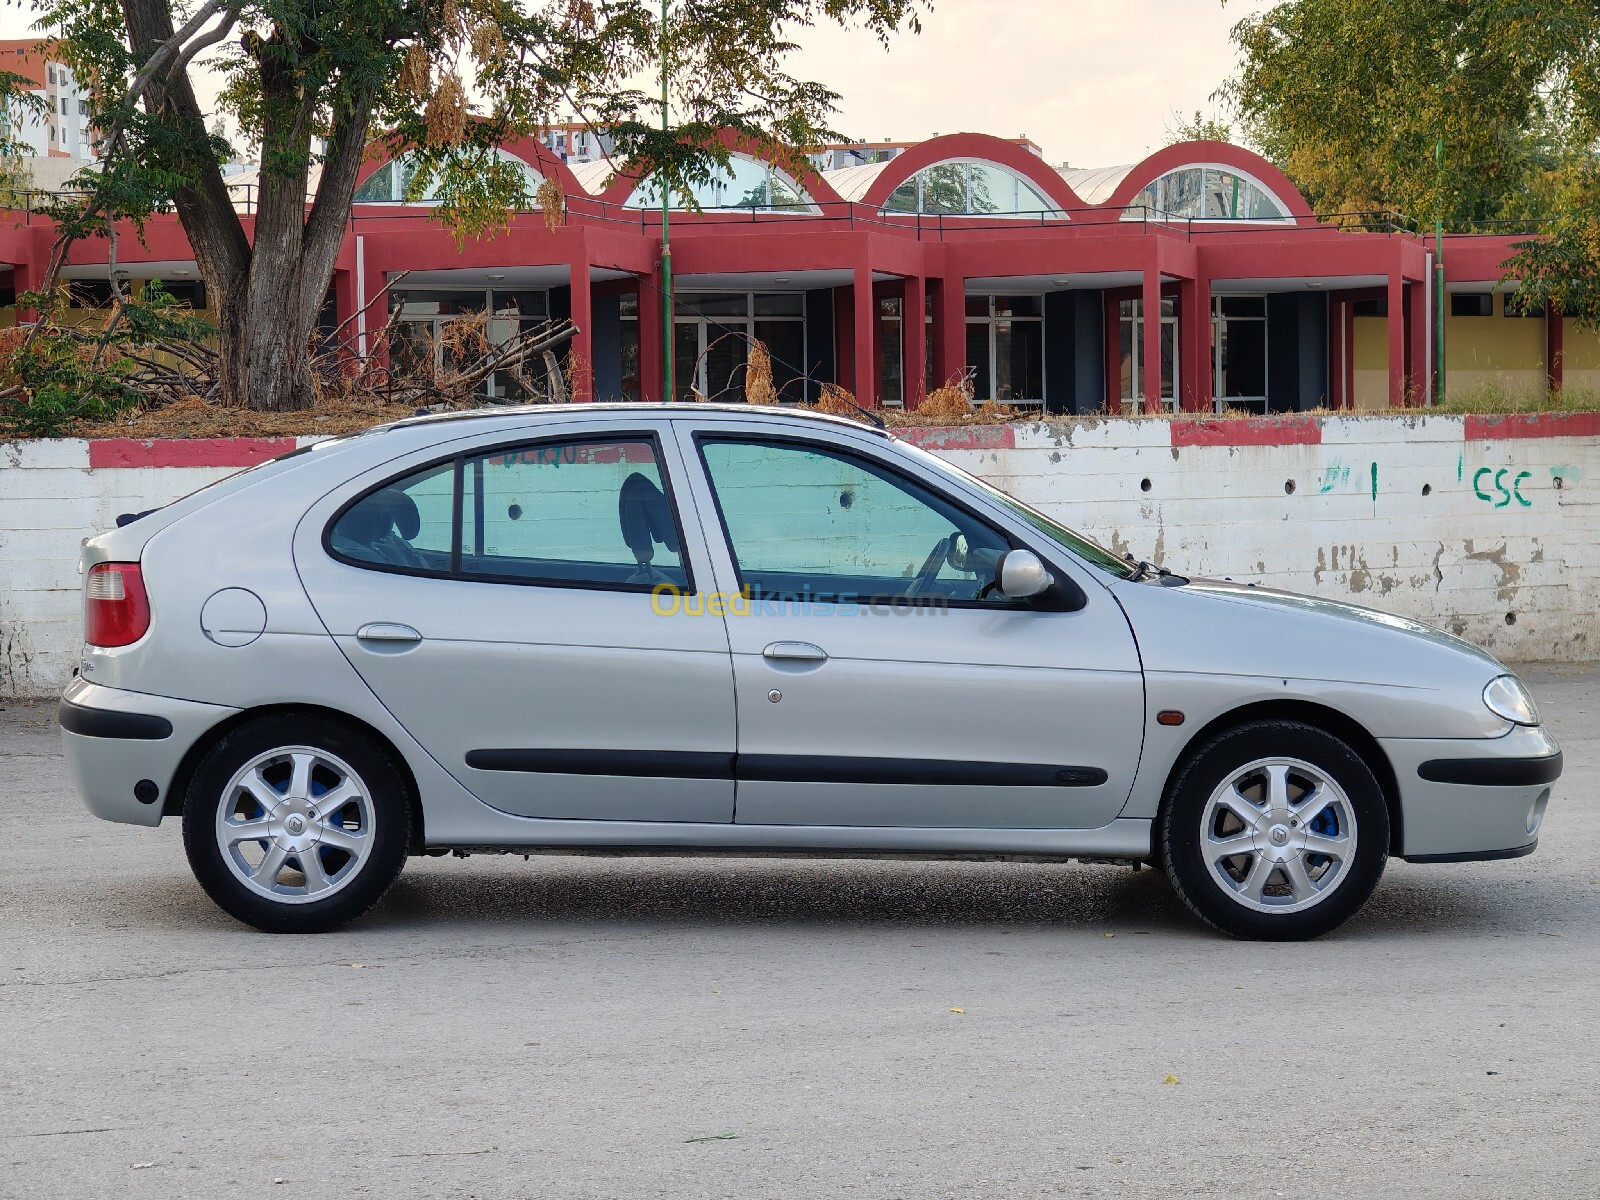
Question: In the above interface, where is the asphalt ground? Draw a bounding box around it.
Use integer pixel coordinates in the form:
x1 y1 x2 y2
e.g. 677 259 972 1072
2 663 1596 1199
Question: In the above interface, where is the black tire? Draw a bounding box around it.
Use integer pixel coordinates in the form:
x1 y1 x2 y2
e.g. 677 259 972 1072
1159 719 1389 941
182 713 411 934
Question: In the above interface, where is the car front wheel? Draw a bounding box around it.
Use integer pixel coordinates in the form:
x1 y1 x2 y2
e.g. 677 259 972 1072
1159 720 1389 940
182 714 410 934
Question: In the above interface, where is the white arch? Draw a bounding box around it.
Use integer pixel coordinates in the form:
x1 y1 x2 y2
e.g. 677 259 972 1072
352 149 544 205
1125 163 1293 223
624 153 818 212
880 158 1064 218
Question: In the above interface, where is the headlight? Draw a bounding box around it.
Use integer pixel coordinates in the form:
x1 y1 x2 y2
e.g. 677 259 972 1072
1483 675 1541 726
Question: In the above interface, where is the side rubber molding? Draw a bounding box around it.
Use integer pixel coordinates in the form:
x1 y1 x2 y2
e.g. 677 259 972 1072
58 698 173 741
1404 840 1538 864
465 749 1109 788
466 748 734 778
1417 752 1563 787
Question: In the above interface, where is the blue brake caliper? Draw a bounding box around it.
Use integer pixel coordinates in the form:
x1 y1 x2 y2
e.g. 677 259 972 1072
1306 806 1338 870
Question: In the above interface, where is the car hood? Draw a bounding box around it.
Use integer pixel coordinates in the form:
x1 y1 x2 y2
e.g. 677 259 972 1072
1171 577 1502 666
1110 572 1508 699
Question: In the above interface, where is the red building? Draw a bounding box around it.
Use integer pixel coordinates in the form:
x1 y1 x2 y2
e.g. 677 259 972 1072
0 133 1569 410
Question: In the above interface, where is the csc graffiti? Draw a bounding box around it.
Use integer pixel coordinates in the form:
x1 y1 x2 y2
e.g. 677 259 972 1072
1473 467 1532 508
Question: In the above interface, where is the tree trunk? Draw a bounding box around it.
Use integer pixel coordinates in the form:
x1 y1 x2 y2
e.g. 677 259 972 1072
225 261 319 411
120 1 379 411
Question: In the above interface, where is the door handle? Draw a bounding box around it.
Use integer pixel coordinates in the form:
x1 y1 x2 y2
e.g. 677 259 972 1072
763 641 827 662
356 622 423 644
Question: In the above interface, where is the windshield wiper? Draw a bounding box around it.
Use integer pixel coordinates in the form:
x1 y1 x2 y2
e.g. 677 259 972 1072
1123 553 1183 584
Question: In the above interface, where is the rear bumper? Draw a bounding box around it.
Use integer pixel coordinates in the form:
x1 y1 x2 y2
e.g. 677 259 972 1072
59 678 238 828
1382 725 1562 861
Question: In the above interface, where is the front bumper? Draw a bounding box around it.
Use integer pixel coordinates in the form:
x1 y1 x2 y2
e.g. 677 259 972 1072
1381 724 1562 861
59 678 239 828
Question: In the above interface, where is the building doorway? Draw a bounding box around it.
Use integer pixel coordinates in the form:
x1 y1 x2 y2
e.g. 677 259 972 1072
1118 297 1177 410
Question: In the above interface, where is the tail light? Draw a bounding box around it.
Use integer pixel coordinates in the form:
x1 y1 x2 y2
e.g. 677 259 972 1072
85 562 151 647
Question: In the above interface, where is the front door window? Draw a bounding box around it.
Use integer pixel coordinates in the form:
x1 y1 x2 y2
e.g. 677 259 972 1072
698 438 1012 603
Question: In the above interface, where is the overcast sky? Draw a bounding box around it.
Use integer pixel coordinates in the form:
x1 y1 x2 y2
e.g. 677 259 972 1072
794 0 1271 167
0 0 1271 168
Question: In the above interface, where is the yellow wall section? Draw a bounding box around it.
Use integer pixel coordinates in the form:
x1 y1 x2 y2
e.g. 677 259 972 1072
1445 294 1544 395
1352 317 1387 409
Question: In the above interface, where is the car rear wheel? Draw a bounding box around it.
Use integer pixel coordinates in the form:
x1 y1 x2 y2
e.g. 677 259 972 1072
1159 720 1389 940
182 715 410 933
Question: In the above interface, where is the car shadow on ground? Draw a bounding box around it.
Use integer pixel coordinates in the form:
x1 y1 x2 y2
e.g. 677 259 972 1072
81 854 1553 941
364 858 1196 932
299 854 1544 940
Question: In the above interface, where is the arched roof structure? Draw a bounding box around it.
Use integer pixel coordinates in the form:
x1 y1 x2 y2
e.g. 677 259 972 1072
581 133 841 211
1099 140 1312 223
829 133 1084 215
350 140 578 206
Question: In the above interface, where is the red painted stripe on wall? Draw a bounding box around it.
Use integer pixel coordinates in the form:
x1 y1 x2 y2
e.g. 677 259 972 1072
1170 416 1323 447
1463 412 1600 441
88 437 300 469
896 425 1017 451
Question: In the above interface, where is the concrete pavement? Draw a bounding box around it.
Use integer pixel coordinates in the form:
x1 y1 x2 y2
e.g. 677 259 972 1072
2 664 1597 1199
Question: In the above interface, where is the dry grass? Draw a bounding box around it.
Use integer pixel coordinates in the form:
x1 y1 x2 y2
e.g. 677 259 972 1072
806 382 867 419
744 340 779 405
1435 380 1600 414
48 375 1600 441
73 392 451 439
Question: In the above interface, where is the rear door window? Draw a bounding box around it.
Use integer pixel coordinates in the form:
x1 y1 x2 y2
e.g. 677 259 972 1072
327 436 689 591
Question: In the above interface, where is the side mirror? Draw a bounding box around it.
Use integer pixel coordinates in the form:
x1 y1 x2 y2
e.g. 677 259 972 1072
996 549 1053 599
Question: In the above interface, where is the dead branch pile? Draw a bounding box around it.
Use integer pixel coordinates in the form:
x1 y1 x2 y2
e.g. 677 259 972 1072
11 286 580 413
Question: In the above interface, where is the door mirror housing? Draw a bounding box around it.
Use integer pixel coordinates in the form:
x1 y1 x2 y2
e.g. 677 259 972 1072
996 549 1053 599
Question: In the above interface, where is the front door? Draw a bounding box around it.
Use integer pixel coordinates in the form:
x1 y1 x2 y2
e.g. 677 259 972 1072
294 425 736 823
677 426 1145 830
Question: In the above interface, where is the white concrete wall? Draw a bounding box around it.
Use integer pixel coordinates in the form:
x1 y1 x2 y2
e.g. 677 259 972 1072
2 415 1597 696
902 414 1598 664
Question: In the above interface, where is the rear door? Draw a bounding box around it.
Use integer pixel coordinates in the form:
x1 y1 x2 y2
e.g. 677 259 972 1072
294 419 736 823
669 418 1146 830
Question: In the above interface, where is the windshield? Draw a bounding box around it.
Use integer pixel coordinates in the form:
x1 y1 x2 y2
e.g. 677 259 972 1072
894 440 1137 578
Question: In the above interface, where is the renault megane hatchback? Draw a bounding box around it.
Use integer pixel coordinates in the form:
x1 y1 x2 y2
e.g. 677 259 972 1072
59 405 1561 938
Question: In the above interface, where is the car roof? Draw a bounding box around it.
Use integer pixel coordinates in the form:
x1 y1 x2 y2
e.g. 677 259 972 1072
376 402 891 438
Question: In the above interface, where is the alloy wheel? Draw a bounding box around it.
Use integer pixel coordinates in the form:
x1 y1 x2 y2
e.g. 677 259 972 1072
215 746 376 904
1199 755 1358 914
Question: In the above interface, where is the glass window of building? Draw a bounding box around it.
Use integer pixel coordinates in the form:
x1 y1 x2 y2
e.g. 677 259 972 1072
1212 295 1267 411
619 292 807 402
880 159 1063 218
1118 297 1178 411
879 292 935 402
965 295 1044 405
388 287 551 400
352 150 543 205
1128 166 1291 222
626 155 818 212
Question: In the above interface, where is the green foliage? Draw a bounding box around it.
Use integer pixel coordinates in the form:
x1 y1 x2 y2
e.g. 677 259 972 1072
1224 0 1591 224
1165 110 1231 146
1436 379 1600 414
46 0 927 238
1224 0 1600 324
1 307 138 437
2 0 929 411
0 284 217 437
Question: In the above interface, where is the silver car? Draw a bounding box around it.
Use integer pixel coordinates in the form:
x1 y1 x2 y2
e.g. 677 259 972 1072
59 405 1561 939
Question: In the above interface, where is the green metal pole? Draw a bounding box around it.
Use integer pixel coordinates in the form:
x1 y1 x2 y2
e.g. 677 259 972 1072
1434 136 1445 406
660 0 674 402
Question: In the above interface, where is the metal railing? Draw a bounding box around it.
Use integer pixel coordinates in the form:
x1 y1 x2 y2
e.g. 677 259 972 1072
0 184 1507 247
